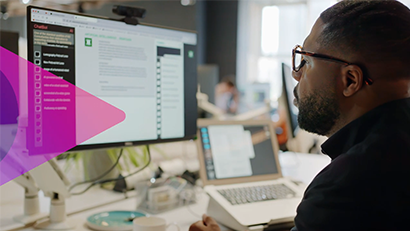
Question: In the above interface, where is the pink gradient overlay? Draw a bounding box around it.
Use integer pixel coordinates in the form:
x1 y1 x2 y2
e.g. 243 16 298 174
0 47 125 186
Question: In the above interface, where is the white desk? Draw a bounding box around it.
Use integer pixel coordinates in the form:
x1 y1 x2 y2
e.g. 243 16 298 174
0 152 330 231
0 181 136 231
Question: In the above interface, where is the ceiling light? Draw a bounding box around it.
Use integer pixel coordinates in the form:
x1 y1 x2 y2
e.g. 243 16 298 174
181 0 195 6
21 0 32 5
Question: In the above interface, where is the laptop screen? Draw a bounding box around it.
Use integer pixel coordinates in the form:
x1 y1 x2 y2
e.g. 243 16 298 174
198 124 279 180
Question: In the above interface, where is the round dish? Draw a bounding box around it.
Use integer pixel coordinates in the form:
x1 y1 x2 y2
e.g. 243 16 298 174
86 210 146 231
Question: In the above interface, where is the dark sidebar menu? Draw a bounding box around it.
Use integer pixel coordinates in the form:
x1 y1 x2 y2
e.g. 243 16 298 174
28 23 76 154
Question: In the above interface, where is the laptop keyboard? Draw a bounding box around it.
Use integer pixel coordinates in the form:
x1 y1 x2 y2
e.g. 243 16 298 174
217 184 296 205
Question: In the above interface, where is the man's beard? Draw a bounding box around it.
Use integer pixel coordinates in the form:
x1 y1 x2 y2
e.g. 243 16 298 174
297 91 340 136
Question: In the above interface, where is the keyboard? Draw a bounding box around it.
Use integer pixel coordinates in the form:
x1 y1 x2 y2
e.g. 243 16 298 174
217 184 296 205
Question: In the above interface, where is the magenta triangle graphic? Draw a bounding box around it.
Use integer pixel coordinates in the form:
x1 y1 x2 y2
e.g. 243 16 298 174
0 46 125 186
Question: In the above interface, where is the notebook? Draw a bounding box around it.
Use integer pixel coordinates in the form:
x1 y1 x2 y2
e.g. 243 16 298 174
196 119 305 230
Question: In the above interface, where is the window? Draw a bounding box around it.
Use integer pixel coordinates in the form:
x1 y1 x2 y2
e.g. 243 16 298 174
237 0 337 103
261 6 279 56
257 4 306 100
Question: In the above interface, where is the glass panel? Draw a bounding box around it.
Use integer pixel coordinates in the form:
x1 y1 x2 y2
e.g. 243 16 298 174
257 57 281 100
277 4 307 56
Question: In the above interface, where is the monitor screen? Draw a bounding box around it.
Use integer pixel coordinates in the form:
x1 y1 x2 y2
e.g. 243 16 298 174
198 124 279 180
27 6 197 151
244 83 270 106
281 63 298 138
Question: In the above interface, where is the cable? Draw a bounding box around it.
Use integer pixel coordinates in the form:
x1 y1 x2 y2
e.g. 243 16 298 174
182 185 203 219
69 148 124 192
70 179 99 196
71 145 151 196
98 145 151 183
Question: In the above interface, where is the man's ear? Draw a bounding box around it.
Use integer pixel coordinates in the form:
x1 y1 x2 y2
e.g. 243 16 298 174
341 65 364 97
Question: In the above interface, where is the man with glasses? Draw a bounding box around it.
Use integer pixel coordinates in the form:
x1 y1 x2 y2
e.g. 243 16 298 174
190 1 410 230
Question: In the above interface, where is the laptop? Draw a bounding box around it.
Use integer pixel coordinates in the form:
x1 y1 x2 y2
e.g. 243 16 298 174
196 119 305 230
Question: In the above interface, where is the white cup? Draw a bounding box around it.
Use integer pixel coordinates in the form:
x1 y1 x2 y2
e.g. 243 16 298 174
133 217 180 231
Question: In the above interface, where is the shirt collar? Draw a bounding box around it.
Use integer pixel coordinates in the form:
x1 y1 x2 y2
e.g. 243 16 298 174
321 98 410 160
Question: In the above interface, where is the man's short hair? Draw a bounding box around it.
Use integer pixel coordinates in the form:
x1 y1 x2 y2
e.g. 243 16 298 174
319 0 410 78
220 75 236 87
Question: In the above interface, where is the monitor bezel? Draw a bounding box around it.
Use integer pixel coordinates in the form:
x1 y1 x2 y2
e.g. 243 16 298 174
26 5 197 152
281 63 299 140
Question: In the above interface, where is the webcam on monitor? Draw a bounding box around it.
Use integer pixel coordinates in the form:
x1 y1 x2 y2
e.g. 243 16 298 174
112 5 146 25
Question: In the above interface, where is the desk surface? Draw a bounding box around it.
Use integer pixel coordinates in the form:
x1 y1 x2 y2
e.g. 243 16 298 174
0 152 330 231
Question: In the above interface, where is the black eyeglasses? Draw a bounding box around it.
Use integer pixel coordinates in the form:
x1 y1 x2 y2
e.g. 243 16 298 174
292 45 373 85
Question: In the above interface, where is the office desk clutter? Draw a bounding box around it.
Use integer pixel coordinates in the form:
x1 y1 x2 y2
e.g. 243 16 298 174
0 148 330 231
135 176 197 214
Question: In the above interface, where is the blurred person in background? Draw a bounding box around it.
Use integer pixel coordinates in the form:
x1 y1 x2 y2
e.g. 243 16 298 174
215 76 239 115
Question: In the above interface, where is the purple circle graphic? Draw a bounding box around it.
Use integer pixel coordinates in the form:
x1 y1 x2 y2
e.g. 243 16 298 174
0 71 19 162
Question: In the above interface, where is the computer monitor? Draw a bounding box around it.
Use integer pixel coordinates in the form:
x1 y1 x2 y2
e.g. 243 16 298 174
26 6 197 152
281 63 298 138
244 83 271 108
0 31 19 55
197 65 219 118
197 65 218 105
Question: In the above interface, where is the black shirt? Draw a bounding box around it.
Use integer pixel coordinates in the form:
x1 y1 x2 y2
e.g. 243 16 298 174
292 98 410 231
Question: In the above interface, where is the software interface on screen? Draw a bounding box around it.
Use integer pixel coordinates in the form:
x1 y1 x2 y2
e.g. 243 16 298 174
282 64 299 134
28 8 197 148
199 125 279 180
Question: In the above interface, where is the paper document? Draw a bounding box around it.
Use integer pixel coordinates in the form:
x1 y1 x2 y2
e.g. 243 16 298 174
208 125 254 179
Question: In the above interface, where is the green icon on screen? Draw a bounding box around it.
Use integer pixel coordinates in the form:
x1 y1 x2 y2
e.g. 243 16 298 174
188 50 194 58
85 38 92 47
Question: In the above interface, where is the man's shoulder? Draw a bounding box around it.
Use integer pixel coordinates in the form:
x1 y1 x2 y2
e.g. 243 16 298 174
308 137 410 195
295 145 410 230
346 127 410 167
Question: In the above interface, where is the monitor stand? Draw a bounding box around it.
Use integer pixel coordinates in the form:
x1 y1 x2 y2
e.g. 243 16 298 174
13 174 48 224
34 193 76 230
28 158 77 230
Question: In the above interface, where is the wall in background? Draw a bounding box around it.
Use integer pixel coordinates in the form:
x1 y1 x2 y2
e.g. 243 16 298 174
0 16 26 38
195 0 206 65
204 0 238 82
